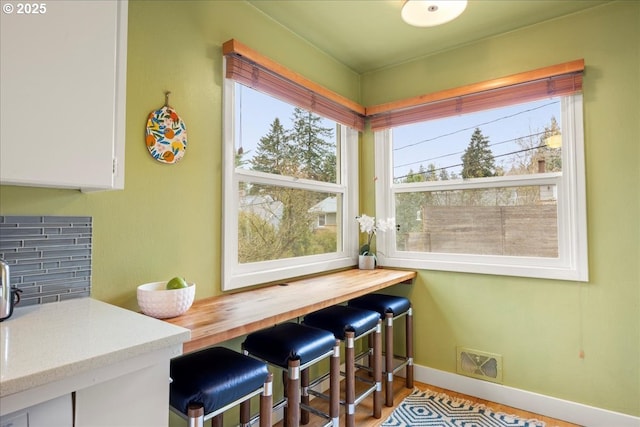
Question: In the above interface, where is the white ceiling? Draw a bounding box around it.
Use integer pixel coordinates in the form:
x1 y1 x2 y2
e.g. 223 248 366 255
247 0 611 74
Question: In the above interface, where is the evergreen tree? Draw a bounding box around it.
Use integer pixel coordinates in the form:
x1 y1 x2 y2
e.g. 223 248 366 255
438 168 450 181
403 166 426 183
251 118 293 175
235 147 249 168
236 145 250 196
425 163 438 181
289 107 335 182
461 128 496 178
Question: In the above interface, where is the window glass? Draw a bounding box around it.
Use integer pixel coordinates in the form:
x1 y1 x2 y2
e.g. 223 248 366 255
393 99 562 258
376 94 587 281
396 185 558 257
392 99 562 181
223 80 358 290
238 185 341 263
235 85 338 183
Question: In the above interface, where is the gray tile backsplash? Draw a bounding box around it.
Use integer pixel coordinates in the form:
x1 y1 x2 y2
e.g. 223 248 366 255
0 216 92 306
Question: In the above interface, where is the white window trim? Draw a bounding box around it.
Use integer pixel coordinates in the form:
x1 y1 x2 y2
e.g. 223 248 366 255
222 73 359 291
375 94 588 282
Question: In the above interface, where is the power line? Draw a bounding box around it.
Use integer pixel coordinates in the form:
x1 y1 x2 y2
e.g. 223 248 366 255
394 144 548 181
394 130 550 171
393 101 559 152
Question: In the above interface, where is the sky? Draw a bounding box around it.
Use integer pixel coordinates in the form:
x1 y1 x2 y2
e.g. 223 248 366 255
392 99 561 179
234 84 337 165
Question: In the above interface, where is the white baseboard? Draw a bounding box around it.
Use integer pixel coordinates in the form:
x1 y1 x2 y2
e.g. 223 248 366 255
406 364 640 427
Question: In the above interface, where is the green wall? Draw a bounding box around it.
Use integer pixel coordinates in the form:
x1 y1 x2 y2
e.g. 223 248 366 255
0 0 637 419
361 1 640 417
0 0 360 308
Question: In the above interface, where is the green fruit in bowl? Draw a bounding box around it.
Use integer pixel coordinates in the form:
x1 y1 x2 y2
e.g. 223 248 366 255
166 276 188 290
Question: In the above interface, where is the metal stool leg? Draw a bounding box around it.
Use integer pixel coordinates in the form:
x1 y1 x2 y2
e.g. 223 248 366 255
373 319 382 418
301 368 310 424
384 312 394 407
406 307 414 389
345 330 356 427
287 358 301 427
330 339 340 426
187 404 204 427
239 399 250 427
282 370 289 427
367 333 374 376
260 373 273 427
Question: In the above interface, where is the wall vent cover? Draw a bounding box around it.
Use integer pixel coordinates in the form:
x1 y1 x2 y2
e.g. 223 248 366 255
456 347 503 384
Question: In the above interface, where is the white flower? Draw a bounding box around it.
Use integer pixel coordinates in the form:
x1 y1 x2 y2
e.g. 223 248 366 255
357 214 376 234
376 217 395 233
356 214 395 255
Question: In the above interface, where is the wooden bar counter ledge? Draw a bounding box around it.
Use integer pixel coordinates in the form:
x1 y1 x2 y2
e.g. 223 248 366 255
165 268 416 354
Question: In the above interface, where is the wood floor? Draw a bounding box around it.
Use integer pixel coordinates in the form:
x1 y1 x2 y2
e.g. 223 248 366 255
275 374 581 427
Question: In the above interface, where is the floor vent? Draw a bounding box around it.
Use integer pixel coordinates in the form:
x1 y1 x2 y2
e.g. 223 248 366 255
456 347 503 384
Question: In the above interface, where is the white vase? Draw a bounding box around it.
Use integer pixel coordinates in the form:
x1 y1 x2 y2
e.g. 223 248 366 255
358 254 376 270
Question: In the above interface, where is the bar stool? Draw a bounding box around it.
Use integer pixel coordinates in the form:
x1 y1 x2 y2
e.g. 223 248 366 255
302 305 382 427
242 322 341 427
348 294 413 407
169 346 273 427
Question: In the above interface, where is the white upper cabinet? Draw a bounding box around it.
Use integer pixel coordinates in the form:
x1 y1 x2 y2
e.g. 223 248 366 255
0 1 128 191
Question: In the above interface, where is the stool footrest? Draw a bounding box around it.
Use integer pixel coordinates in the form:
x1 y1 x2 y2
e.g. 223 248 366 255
301 402 332 421
354 383 377 407
307 388 331 401
170 387 265 423
355 374 375 386
307 371 331 391
389 355 411 373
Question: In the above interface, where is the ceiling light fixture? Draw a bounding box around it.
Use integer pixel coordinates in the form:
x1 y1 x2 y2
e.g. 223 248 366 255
401 0 468 27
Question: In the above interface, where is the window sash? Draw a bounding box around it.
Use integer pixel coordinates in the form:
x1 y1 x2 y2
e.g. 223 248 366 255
374 94 588 282
223 73 359 290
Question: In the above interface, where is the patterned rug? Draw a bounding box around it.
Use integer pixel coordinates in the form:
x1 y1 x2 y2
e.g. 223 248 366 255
381 388 546 427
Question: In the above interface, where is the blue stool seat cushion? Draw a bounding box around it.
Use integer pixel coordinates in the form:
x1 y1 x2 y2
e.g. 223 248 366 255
170 347 269 416
348 294 411 319
303 305 381 340
243 322 336 368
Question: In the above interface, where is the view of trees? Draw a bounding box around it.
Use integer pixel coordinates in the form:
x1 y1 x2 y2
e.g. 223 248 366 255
237 107 338 263
395 116 563 254
461 128 497 179
398 117 561 185
235 96 563 261
250 108 337 182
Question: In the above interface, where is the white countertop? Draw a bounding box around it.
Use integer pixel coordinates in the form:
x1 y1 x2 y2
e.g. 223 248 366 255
0 298 190 398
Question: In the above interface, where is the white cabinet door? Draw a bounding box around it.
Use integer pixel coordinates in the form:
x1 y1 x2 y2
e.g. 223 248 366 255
0 0 127 191
74 360 171 427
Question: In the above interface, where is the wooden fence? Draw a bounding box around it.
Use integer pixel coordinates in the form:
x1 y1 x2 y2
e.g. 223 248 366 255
399 205 558 257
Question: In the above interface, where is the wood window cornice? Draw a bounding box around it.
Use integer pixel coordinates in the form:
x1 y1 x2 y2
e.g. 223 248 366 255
223 39 584 131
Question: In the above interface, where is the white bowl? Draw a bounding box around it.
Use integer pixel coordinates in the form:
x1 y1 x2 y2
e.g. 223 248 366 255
137 281 196 319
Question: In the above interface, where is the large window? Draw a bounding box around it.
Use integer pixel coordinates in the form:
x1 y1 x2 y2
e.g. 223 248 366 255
373 63 588 281
222 41 361 290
